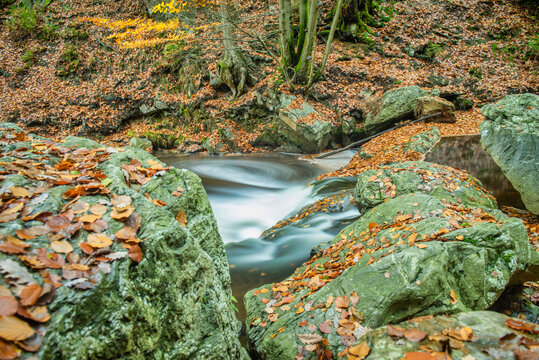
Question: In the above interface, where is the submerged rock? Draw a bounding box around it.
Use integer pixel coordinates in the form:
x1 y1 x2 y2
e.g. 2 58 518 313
360 311 539 360
245 193 538 359
363 86 439 135
353 161 497 213
0 123 248 359
480 93 539 214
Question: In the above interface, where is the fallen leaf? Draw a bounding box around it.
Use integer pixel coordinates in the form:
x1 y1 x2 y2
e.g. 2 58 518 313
387 324 404 338
128 245 142 263
0 316 35 341
403 328 427 342
348 341 370 359
449 290 458 304
89 204 107 216
0 338 20 359
110 206 134 221
350 292 359 306
297 334 323 345
79 214 101 223
319 322 333 334
111 195 132 209
51 241 73 254
505 318 538 334
17 306 50 323
335 296 349 308
0 296 17 316
176 210 187 226
86 233 112 248
403 352 435 360
20 284 41 307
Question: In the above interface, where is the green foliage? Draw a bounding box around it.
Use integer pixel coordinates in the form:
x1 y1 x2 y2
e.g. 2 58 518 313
525 34 539 60
424 42 444 58
62 26 89 41
0 0 15 8
6 5 39 37
38 20 58 40
231 296 239 313
469 67 483 79
56 44 80 77
21 47 37 66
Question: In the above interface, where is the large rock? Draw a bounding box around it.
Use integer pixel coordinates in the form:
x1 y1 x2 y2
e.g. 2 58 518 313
0 123 248 359
359 311 539 360
363 86 439 135
276 95 334 153
353 161 497 213
245 193 538 359
414 96 456 123
480 93 539 214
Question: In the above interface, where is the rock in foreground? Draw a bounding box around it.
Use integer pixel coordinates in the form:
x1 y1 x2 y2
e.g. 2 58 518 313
480 93 539 214
245 192 538 359
0 123 248 359
357 311 539 360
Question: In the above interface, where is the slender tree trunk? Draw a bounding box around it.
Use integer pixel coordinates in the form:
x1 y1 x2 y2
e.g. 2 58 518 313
218 0 252 97
308 0 344 86
296 0 319 81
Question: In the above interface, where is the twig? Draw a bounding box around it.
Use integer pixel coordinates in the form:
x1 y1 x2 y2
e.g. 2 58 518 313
314 112 442 159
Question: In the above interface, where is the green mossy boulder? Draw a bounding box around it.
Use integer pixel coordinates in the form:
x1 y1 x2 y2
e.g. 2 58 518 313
245 193 537 359
360 311 538 360
480 93 539 214
353 161 497 214
364 86 439 135
0 123 248 359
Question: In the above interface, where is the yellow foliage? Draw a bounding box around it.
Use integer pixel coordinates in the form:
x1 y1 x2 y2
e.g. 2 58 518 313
80 16 217 49
152 0 215 14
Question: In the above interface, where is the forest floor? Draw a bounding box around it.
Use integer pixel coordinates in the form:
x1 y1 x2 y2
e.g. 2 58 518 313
0 0 537 158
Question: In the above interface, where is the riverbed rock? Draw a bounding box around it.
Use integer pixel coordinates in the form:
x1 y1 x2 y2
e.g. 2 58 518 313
245 193 538 359
359 311 539 360
276 96 334 153
0 123 248 359
480 93 539 214
353 161 497 214
363 86 439 135
414 96 456 123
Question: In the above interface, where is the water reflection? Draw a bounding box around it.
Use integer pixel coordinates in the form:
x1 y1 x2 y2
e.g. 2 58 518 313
425 135 525 209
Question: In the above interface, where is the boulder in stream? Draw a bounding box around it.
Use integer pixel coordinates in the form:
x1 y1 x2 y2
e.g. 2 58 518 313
0 123 248 359
356 311 539 360
414 96 456 123
480 93 539 214
363 86 439 135
353 161 497 213
245 193 538 359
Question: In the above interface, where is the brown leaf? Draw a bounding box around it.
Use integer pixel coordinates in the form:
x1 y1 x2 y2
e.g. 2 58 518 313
115 226 137 241
79 214 101 223
268 313 279 322
50 241 73 254
387 324 404 338
505 318 538 334
35 248 64 269
86 233 112 248
0 297 17 317
319 322 333 334
15 227 48 240
403 352 435 360
110 206 134 221
297 334 323 345
111 195 132 208
335 296 349 308
348 341 370 359
19 284 41 307
350 291 360 306
299 320 308 327
403 328 427 342
0 241 25 255
172 185 185 197
17 306 50 323
79 242 94 255
128 245 142 263
89 204 107 216
0 338 20 359
0 316 35 341
176 210 187 227
69 201 90 214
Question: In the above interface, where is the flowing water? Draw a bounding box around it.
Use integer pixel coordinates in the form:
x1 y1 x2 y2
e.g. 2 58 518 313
156 135 524 323
156 151 358 320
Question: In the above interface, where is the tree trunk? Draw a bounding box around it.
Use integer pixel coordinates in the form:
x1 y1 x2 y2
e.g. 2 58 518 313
218 0 253 97
341 0 375 38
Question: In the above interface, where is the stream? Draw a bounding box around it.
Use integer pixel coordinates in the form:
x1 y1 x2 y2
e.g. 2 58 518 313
156 135 525 322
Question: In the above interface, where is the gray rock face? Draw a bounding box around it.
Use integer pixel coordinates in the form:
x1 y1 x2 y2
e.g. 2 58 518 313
361 311 539 360
0 123 248 359
245 192 538 359
480 93 539 214
415 96 456 123
276 96 334 153
363 86 439 135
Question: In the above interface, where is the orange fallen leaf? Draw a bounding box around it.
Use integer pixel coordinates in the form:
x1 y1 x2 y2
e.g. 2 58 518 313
128 245 143 263
0 296 18 317
449 290 457 304
51 241 73 254
176 211 187 227
0 316 35 341
87 233 112 248
348 341 370 359
19 284 41 307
